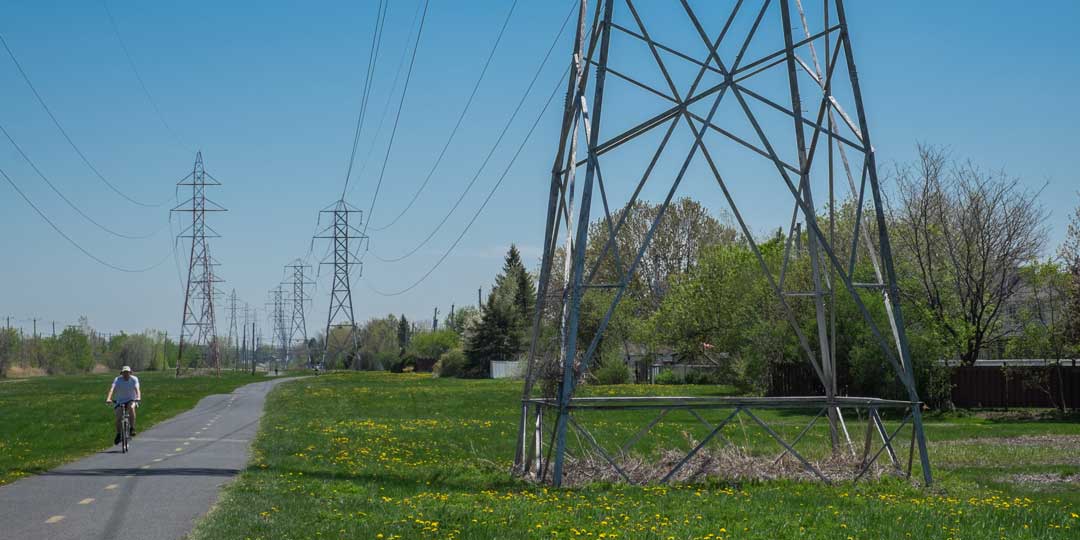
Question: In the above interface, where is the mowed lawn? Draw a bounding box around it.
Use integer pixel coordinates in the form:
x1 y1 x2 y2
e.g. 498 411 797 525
0 371 263 485
191 373 1079 540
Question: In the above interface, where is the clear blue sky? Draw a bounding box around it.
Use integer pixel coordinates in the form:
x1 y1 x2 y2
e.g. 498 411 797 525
1 0 1077 338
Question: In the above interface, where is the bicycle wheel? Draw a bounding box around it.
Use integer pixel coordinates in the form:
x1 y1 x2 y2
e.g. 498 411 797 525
121 414 129 453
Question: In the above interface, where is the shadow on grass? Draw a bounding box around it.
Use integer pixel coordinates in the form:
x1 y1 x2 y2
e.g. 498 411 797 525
43 467 240 478
246 463 525 493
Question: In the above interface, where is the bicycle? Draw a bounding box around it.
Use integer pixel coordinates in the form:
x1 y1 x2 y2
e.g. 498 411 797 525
110 399 140 453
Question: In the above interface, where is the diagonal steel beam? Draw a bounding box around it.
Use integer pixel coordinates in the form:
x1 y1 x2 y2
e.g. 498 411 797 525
774 406 826 464
743 408 830 483
568 414 632 483
661 407 742 484
620 408 671 454
853 412 911 484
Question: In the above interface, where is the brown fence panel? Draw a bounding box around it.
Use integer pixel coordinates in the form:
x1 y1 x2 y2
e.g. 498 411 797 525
950 366 1080 409
766 363 1080 409
767 363 824 396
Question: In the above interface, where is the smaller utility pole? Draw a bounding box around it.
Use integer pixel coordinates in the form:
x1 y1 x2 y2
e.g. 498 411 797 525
52 321 56 338
478 288 482 309
32 318 37 339
433 307 439 331
240 320 247 373
250 322 257 375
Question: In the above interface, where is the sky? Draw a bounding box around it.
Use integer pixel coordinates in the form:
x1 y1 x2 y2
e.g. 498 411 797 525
0 0 1077 339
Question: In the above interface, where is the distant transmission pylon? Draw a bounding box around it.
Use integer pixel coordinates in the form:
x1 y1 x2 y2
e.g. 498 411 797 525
173 151 225 375
266 285 287 372
315 199 366 368
226 289 240 371
285 260 314 368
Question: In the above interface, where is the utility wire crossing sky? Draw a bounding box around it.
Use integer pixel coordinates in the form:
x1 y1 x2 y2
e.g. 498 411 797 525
0 0 1077 335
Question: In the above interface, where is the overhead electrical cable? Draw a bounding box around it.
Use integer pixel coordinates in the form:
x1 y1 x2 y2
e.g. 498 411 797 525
100 0 190 153
340 0 390 198
372 0 575 264
366 48 570 297
0 121 165 240
0 31 169 208
0 166 170 273
345 5 425 200
370 0 520 232
361 0 431 238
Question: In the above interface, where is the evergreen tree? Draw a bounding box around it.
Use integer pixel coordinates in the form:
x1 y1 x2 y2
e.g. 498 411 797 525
493 244 527 307
513 266 536 322
397 314 411 353
465 293 519 377
487 244 534 351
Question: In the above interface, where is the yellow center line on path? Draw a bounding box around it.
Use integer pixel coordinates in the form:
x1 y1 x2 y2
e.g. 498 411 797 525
45 515 64 523
104 484 118 490
174 448 183 452
140 465 150 470
152 458 163 462
78 498 94 505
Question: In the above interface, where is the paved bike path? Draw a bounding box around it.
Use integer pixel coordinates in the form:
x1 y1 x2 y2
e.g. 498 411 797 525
0 377 299 540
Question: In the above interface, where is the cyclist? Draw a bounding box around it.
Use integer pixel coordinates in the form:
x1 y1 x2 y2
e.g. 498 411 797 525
105 365 141 445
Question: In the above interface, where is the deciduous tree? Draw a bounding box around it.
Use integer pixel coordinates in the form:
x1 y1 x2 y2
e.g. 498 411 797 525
891 145 1047 365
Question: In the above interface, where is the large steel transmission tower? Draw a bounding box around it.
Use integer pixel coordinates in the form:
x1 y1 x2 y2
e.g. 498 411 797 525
285 260 314 368
315 199 366 368
515 0 932 487
173 152 225 375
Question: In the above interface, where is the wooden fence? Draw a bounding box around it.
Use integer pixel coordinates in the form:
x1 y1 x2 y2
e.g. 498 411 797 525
950 365 1080 409
767 363 1080 409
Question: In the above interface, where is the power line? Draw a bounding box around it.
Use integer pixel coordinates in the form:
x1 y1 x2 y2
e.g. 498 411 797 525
370 0 520 232
0 121 165 240
0 30 169 208
366 48 570 297
340 0 389 198
372 0 575 264
0 165 170 273
344 3 425 201
362 0 431 239
100 0 190 153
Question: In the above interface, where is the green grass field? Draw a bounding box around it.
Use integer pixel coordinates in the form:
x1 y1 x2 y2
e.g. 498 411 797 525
0 371 263 485
191 372 1079 540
